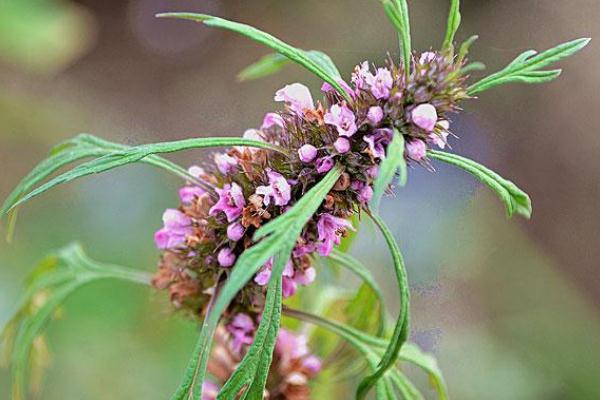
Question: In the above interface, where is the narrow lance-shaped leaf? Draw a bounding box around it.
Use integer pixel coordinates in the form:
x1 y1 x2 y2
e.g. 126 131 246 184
328 249 386 335
0 243 152 400
238 50 341 81
468 37 590 95
169 165 343 400
216 252 286 400
382 0 412 77
428 150 532 218
156 13 351 102
442 0 461 50
2 136 284 218
356 212 410 400
371 129 406 209
0 134 192 238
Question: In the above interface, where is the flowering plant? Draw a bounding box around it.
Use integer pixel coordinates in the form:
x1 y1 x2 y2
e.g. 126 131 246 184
0 1 589 399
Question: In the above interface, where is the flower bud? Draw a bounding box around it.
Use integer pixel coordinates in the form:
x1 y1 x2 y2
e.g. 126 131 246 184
298 144 317 163
406 139 427 161
411 103 438 132
226 222 245 241
217 248 236 267
334 137 350 153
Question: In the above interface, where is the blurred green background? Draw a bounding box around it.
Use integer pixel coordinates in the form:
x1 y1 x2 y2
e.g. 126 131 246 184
1 0 599 399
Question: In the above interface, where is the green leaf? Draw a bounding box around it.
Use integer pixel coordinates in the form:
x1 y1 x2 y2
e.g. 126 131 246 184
2 136 284 218
382 0 412 76
328 249 386 335
217 252 285 400
238 50 341 82
456 34 479 64
428 150 532 218
1 134 191 225
0 243 151 399
169 165 343 400
371 129 406 209
442 0 461 50
157 13 351 102
356 212 410 400
468 38 590 95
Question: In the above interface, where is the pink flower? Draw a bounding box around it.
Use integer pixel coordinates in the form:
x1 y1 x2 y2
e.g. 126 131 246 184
293 242 316 257
217 248 236 267
255 170 292 207
321 79 355 99
294 267 316 285
315 156 334 173
209 183 246 222
276 329 309 360
302 355 322 375
227 222 245 241
254 259 297 297
367 106 384 125
324 104 357 137
317 213 354 256
351 61 370 90
178 185 205 204
261 112 285 130
419 51 437 64
202 381 220 400
411 103 438 132
334 137 350 153
366 67 393 99
274 83 314 115
282 261 298 298
358 185 374 203
214 153 238 175
298 144 318 163
363 128 393 159
227 313 255 353
406 139 427 160
429 120 450 149
154 209 193 250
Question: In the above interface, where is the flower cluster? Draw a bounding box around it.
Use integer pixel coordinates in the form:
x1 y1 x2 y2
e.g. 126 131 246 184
152 51 468 321
203 319 322 400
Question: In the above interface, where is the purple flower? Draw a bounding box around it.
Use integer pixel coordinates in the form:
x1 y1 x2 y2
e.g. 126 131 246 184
227 222 245 241
316 156 334 173
154 209 193 250
358 185 374 203
293 242 316 258
429 120 450 149
321 78 355 99
298 144 318 163
255 259 297 297
179 185 205 204
202 381 220 400
282 260 298 298
411 103 438 132
214 153 238 175
317 213 354 256
406 139 427 161
274 83 314 115
294 267 316 285
367 106 384 125
351 61 370 91
217 248 236 267
227 313 255 353
261 112 285 130
334 137 350 153
209 183 246 222
302 355 322 375
366 67 393 99
324 104 358 137
255 170 292 207
419 51 437 64
363 128 393 160
276 329 309 360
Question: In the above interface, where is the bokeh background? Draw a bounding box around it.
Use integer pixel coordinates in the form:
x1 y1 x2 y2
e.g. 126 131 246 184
1 0 599 399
